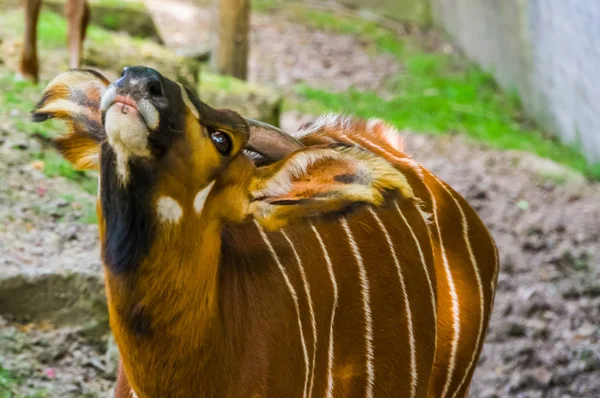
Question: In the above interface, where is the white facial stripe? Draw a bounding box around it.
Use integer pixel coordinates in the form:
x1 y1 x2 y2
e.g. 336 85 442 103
156 196 183 224
341 218 375 398
310 223 338 398
368 207 417 398
137 98 160 131
255 221 310 398
281 230 318 398
194 181 216 215
100 85 117 112
179 83 199 120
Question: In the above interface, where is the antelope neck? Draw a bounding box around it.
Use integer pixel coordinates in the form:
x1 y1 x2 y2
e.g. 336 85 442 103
99 143 157 274
102 212 233 395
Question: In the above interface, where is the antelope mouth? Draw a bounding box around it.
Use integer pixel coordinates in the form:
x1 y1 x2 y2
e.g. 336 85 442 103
100 85 159 130
113 95 140 116
100 85 159 157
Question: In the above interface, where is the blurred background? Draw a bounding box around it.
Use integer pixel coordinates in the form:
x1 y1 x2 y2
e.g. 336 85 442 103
0 0 598 397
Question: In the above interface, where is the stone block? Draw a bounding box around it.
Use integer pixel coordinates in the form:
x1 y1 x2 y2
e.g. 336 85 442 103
0 270 108 334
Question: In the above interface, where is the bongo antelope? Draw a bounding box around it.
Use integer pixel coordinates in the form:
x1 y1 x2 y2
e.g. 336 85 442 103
32 66 499 397
20 0 89 82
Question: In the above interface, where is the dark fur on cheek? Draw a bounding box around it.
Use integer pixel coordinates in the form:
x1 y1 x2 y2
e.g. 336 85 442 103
100 143 157 274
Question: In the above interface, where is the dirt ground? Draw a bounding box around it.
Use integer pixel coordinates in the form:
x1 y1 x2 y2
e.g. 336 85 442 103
1 2 599 397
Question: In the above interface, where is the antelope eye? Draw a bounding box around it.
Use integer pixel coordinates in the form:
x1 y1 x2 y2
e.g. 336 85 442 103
210 130 232 156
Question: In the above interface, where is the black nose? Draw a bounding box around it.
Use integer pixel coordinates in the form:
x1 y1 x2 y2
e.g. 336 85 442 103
115 66 164 98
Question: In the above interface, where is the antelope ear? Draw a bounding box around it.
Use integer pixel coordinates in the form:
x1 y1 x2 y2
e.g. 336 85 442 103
248 145 415 229
32 69 110 170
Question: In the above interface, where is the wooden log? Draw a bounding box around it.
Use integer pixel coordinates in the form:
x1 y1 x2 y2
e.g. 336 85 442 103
213 0 250 80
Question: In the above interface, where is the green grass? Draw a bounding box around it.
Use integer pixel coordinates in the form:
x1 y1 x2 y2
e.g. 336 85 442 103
88 0 146 10
274 7 600 179
0 367 14 398
0 366 47 398
0 9 115 49
252 0 278 12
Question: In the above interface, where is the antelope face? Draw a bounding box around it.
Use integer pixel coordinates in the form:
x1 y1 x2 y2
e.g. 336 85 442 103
98 66 249 188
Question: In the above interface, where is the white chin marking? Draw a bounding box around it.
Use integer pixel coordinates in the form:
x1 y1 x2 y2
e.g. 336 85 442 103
194 181 215 215
105 106 151 157
105 105 151 185
156 196 183 224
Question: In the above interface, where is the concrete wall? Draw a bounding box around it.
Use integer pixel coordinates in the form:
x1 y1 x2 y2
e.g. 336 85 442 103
431 0 600 162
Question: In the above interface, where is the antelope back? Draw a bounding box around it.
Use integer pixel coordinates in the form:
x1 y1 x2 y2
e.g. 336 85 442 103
215 115 499 397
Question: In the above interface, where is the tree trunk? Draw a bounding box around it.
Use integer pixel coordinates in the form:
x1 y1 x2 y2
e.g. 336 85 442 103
214 0 250 80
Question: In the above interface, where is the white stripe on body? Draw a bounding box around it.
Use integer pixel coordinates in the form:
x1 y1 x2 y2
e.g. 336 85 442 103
368 208 418 398
255 221 310 398
423 180 461 398
310 223 339 398
341 218 375 398
281 230 319 398
394 201 437 324
434 179 484 398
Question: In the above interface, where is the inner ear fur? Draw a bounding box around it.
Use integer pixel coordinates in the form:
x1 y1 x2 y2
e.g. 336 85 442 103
248 145 414 229
32 69 109 170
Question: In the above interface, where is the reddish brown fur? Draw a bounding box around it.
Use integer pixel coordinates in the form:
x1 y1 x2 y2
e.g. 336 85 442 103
294 117 499 397
106 120 498 397
33 72 498 398
20 0 89 83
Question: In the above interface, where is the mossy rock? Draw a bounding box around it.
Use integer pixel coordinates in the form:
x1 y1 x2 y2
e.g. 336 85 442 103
84 33 200 90
43 0 161 42
0 270 108 335
200 73 283 127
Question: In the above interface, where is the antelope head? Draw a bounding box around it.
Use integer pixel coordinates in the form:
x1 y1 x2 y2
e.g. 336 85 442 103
32 67 412 273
